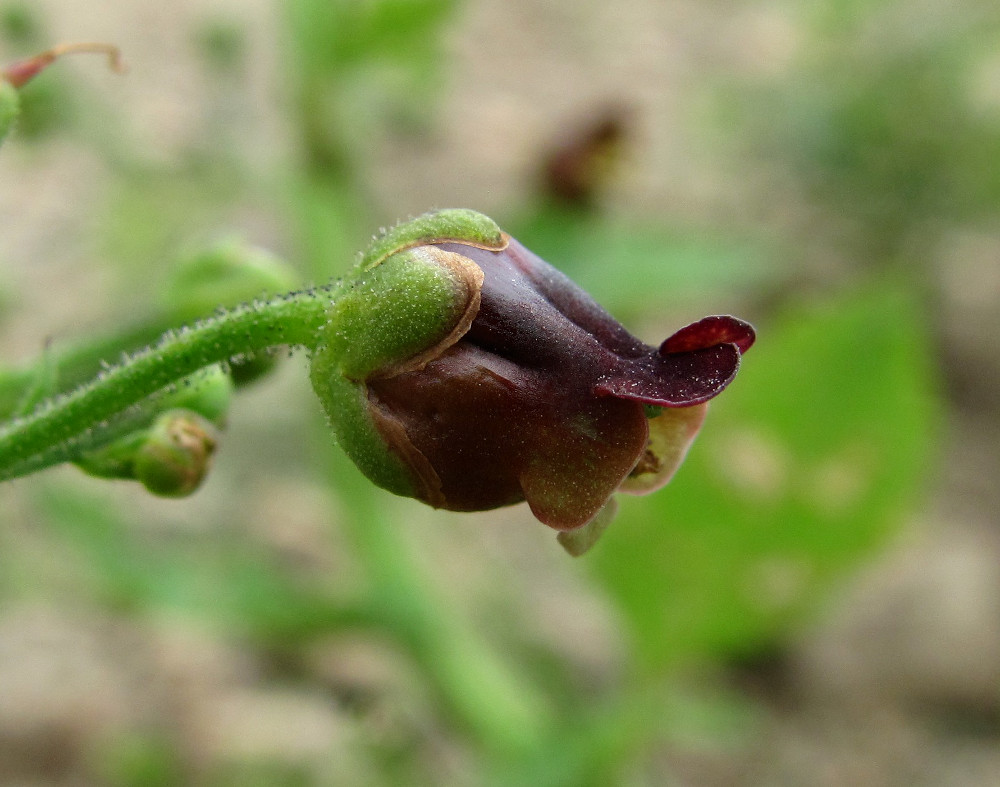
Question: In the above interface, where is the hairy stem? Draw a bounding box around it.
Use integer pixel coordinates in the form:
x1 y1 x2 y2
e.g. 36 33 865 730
0 320 182 420
0 288 332 481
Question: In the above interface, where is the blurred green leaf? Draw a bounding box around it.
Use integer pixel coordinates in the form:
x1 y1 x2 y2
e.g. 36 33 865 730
486 677 757 787
101 167 246 279
514 207 786 317
35 484 360 643
717 6 1000 264
284 0 458 191
96 733 184 787
195 18 247 74
589 280 939 669
0 2 42 46
286 0 457 69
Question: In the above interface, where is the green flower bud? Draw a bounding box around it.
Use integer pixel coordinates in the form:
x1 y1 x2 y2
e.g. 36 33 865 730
133 410 218 498
163 239 298 320
73 366 231 484
161 364 233 427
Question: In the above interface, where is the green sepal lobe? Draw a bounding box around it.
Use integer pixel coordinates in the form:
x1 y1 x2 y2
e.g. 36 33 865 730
359 208 506 273
319 245 483 382
309 354 420 499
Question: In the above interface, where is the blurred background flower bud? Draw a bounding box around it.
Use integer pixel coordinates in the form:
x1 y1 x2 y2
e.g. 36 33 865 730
0 79 19 144
162 239 300 386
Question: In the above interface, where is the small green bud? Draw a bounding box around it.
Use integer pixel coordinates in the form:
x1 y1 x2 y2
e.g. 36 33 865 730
161 364 233 427
73 366 231 483
133 410 218 498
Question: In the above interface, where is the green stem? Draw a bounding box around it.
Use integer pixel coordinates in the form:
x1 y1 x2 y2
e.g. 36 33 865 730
0 288 332 481
0 320 178 420
322 440 552 754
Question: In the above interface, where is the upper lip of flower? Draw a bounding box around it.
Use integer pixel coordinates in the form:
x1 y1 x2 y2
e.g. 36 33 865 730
440 236 755 409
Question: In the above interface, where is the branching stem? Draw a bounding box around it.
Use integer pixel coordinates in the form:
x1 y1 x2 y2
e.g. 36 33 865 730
0 288 332 481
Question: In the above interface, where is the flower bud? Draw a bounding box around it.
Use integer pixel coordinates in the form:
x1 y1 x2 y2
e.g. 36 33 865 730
162 364 233 427
164 239 298 321
73 366 231 489
311 210 754 552
133 410 218 498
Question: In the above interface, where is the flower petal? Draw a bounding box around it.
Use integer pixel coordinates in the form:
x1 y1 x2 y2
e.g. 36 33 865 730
556 498 618 556
620 403 708 495
369 342 650 530
442 239 649 358
593 343 742 406
660 315 756 355
518 396 648 531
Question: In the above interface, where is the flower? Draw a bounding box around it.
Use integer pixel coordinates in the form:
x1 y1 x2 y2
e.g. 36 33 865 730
310 210 754 552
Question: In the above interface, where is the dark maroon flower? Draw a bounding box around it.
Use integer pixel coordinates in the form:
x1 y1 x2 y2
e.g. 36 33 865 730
310 210 754 552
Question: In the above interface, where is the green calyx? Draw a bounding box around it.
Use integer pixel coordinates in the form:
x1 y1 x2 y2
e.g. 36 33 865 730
359 208 506 272
320 244 484 382
309 210 499 502
309 243 483 498
308 366 416 499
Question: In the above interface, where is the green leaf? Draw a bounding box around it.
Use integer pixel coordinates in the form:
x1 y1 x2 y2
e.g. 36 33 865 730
589 280 940 669
512 207 787 316
34 483 360 642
